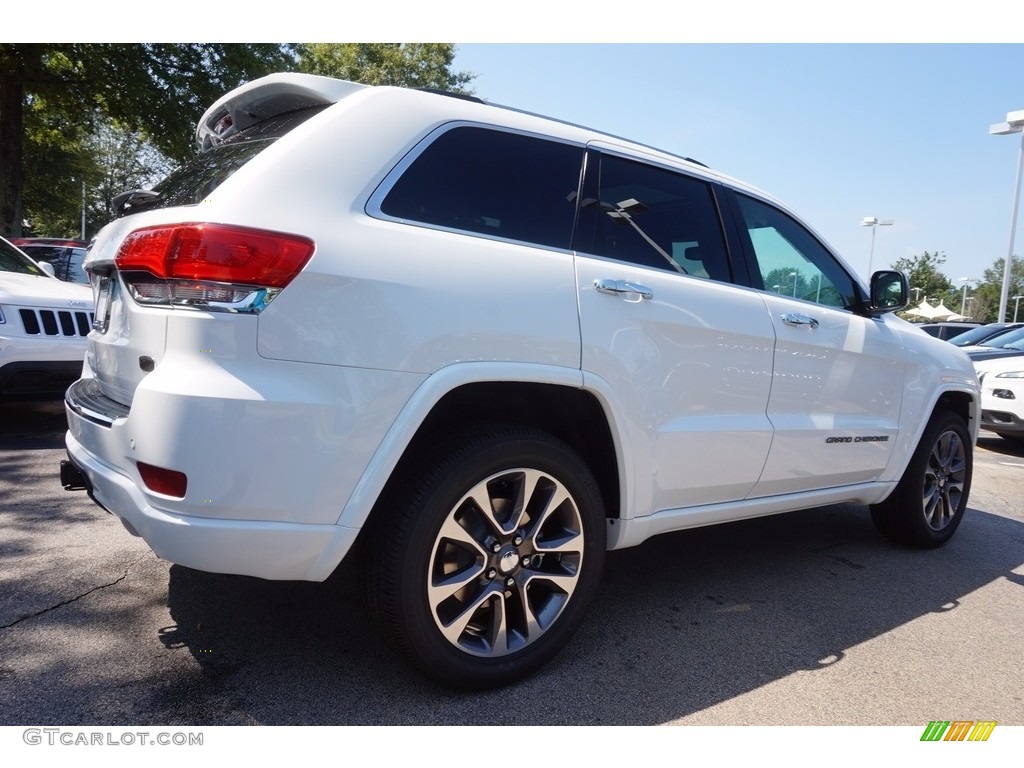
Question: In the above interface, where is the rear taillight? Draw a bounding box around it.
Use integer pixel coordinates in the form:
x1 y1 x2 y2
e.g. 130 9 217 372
115 223 314 313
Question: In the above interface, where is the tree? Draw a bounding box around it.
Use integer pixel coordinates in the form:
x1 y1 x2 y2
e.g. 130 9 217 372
1 44 296 237
891 251 953 306
297 44 474 92
20 91 95 237
970 256 1024 323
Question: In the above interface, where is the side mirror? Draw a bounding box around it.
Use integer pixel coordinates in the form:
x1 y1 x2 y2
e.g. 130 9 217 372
38 261 56 278
867 270 908 316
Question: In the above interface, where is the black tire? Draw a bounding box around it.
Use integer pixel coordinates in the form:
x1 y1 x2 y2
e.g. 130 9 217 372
870 410 972 548
366 424 606 689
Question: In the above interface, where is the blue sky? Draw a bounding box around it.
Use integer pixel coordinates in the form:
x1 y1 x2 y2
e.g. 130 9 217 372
35 7 1024 290
451 44 1024 289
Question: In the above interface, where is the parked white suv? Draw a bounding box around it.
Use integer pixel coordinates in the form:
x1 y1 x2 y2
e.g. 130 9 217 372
974 354 1024 441
62 73 980 688
1 236 93 400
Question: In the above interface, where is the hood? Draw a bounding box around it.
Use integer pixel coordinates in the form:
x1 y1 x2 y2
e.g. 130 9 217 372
0 271 93 308
967 348 1024 363
974 352 1024 374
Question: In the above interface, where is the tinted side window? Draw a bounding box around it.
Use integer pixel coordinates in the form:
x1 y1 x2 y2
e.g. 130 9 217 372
577 154 730 281
380 127 583 249
735 194 859 310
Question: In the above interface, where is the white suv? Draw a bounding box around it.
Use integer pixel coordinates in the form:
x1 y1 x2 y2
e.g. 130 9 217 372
0 236 93 400
62 73 980 688
974 354 1024 440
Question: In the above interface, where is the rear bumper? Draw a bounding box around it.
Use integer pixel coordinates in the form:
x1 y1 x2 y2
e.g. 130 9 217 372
64 429 360 581
62 357 423 581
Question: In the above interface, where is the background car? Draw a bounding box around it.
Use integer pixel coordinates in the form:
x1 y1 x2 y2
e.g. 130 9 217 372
962 326 1024 362
10 237 90 284
947 322 1024 347
974 355 1024 441
0 236 93 399
917 321 982 340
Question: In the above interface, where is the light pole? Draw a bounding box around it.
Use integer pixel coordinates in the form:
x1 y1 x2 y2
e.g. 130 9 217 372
1014 295 1024 322
911 286 923 303
861 216 893 276
773 284 781 293
789 271 798 297
959 277 974 318
989 110 1024 322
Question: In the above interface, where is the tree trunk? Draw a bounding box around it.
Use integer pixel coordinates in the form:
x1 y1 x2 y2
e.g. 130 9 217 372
0 72 24 238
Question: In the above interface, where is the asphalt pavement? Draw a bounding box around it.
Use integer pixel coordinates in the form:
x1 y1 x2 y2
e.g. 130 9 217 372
1 400 1022 726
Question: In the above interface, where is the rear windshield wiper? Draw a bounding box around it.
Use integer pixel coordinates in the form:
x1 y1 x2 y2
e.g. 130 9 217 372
112 189 161 217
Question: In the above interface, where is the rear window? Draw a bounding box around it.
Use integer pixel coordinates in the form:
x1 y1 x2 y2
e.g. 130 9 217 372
118 107 327 215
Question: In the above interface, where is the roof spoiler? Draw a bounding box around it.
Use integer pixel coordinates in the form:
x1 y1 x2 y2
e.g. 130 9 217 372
196 73 367 152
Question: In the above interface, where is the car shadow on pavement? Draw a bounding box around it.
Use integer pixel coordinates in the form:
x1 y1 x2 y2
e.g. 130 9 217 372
151 501 1024 725
977 433 1024 458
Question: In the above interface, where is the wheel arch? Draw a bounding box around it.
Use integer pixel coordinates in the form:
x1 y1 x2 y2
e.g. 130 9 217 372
881 386 978 488
336 365 625 537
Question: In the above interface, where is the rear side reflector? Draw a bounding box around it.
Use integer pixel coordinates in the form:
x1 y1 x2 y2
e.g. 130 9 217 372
115 223 315 288
137 462 188 498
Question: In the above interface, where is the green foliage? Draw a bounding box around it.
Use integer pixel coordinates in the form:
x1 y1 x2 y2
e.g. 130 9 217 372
762 266 841 305
970 256 1024 322
21 95 94 237
297 44 474 93
1 43 296 237
3 43 474 239
891 251 953 304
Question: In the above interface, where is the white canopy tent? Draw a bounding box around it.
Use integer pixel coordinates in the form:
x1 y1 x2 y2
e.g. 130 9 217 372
905 298 946 319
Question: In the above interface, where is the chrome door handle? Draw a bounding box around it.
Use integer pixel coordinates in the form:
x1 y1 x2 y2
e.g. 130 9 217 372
594 278 653 300
781 312 819 329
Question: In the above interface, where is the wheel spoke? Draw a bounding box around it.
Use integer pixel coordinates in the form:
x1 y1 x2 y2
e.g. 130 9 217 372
436 512 488 557
436 582 502 646
427 557 485 607
524 482 571 541
510 469 546 534
534 528 583 555
525 568 579 596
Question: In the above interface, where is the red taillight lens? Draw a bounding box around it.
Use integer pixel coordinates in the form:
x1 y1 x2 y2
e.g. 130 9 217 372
115 224 314 288
137 462 188 498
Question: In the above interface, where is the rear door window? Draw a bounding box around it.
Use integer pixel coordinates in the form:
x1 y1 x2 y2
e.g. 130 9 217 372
574 153 731 282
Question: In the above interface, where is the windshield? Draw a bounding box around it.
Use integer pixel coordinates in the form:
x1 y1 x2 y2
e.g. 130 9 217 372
0 238 47 276
980 327 1024 348
949 324 1010 346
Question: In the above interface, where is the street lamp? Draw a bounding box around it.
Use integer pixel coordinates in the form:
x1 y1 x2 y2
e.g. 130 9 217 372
911 286 923 303
989 109 1024 322
959 277 975 318
1013 294 1024 322
789 271 798 297
861 216 893 276
773 284 781 293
